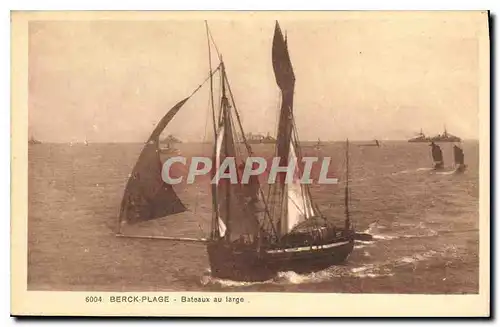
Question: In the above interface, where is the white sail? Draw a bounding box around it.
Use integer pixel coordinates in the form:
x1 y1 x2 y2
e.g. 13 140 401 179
218 218 227 238
214 123 227 238
283 140 315 234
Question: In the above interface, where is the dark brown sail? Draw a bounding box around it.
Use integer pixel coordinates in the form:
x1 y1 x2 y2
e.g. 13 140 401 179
272 21 295 91
271 22 293 233
269 21 319 236
272 21 295 185
118 98 189 226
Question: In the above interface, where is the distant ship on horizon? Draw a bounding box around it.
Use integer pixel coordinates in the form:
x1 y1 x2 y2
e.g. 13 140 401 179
408 128 431 143
429 126 461 142
408 127 461 143
241 132 276 144
159 134 181 154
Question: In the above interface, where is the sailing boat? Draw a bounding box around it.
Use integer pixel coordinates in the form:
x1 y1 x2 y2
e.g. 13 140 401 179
116 21 355 282
453 144 467 173
314 138 322 150
429 141 444 170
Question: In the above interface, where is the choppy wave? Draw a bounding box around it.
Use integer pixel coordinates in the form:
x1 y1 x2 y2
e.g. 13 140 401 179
199 269 273 287
373 234 399 240
356 240 375 245
350 264 394 278
394 249 439 266
392 166 465 177
363 221 439 241
200 266 352 287
200 262 396 288
392 167 435 176
435 170 458 175
391 170 410 176
350 249 441 278
362 222 398 240
355 240 375 249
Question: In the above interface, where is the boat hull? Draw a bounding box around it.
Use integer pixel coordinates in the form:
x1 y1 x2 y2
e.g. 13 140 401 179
206 238 354 282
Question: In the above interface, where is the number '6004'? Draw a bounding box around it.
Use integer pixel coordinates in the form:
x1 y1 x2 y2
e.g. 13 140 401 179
85 296 103 303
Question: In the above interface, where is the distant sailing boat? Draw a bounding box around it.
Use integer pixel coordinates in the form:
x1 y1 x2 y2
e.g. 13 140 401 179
314 138 322 150
116 21 356 282
453 144 467 173
430 142 444 170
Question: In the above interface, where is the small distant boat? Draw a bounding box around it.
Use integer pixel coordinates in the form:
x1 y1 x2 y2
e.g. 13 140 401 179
453 144 467 173
243 132 276 144
429 142 444 170
28 136 42 145
314 138 322 150
84 139 89 146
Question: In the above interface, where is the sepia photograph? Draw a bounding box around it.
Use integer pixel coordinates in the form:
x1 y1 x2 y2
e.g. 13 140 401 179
11 10 490 316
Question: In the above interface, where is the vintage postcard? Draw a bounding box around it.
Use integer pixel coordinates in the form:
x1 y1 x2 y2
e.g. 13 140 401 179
11 10 490 317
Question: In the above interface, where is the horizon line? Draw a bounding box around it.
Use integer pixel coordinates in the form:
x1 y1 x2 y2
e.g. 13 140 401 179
28 139 480 144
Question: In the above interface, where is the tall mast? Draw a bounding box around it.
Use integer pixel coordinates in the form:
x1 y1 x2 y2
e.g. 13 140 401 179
205 21 217 137
206 21 218 240
221 59 231 241
344 138 350 231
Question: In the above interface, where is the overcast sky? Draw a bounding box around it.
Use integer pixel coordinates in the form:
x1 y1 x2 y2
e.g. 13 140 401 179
28 12 486 142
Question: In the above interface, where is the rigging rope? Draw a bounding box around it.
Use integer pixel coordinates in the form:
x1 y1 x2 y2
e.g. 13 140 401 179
188 64 221 99
192 95 214 238
205 20 217 138
206 24 221 59
288 117 323 235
